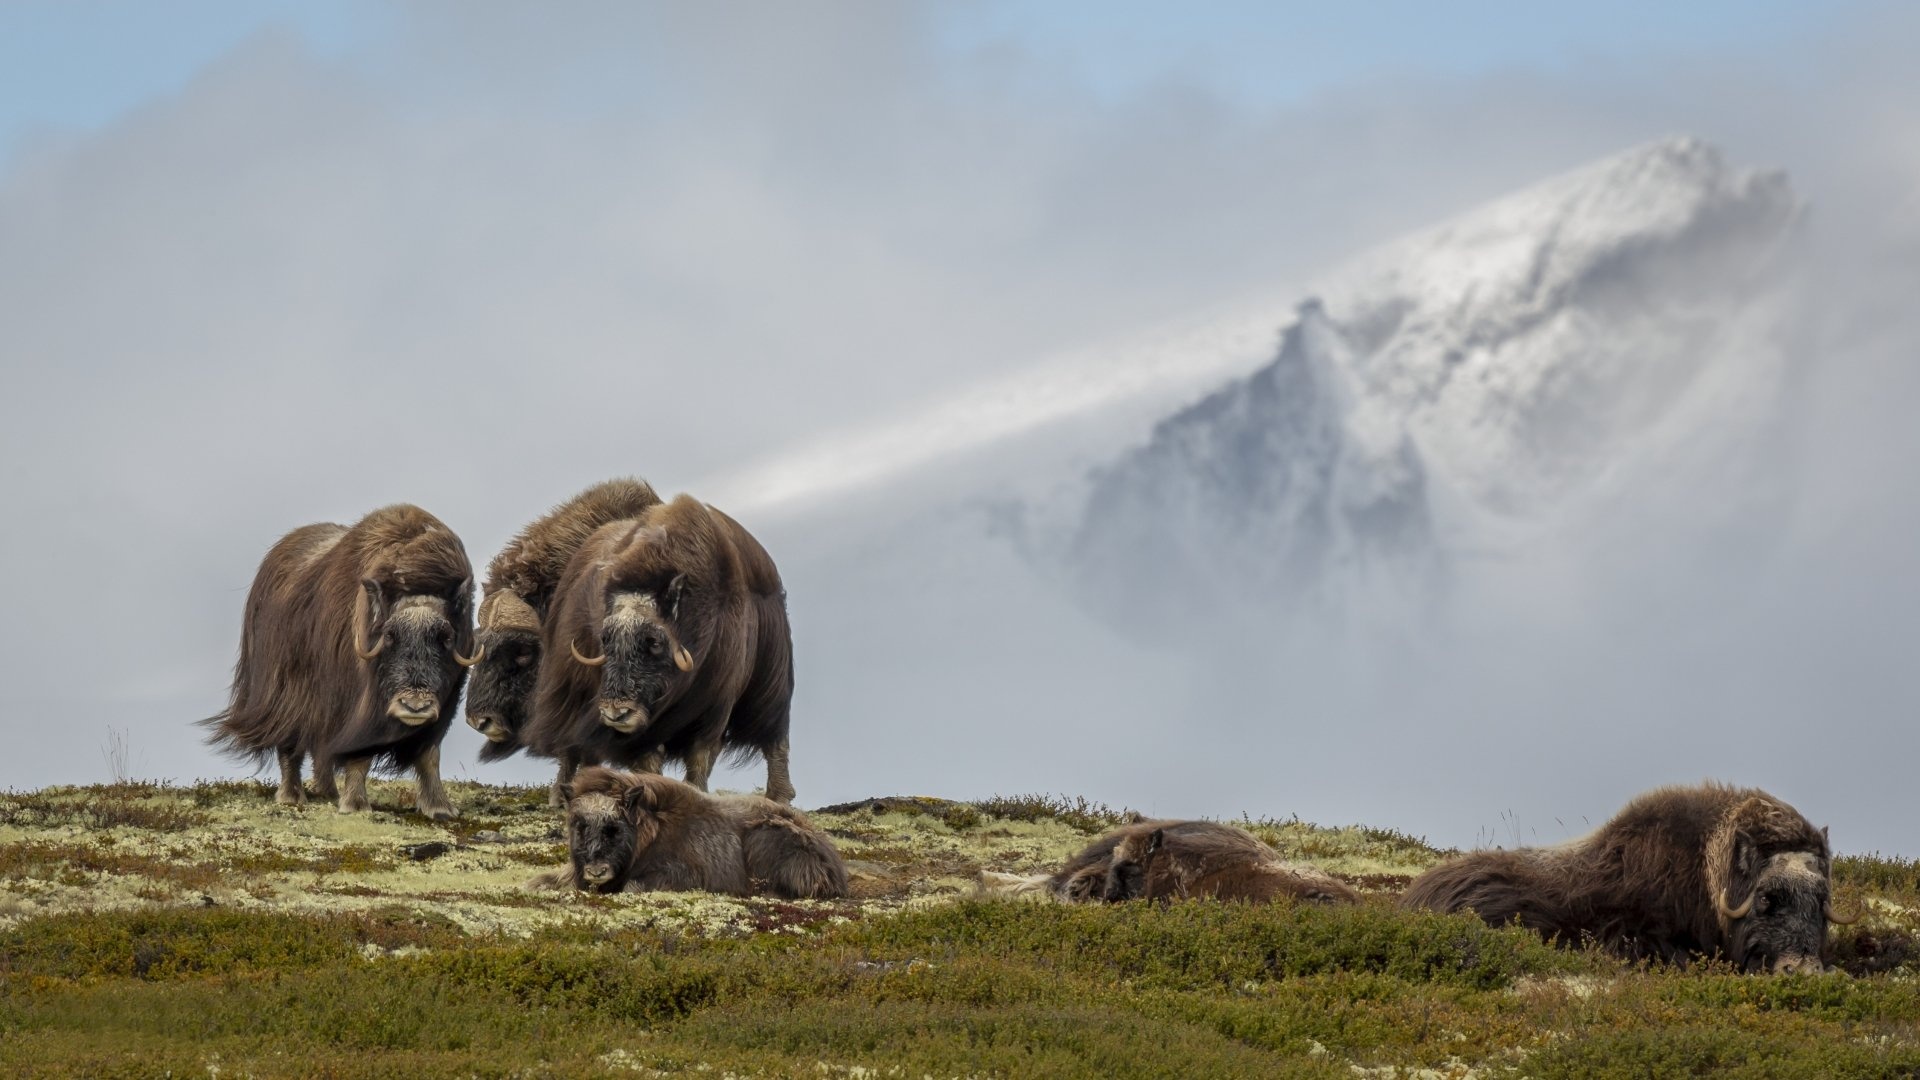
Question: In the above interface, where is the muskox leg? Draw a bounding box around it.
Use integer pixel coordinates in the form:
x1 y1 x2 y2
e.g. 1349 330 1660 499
413 743 457 822
274 747 306 806
683 742 718 792
637 749 666 776
337 758 372 814
311 755 338 801
549 751 580 809
763 737 795 805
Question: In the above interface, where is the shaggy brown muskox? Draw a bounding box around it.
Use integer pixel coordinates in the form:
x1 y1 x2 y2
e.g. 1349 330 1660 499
986 820 1356 905
1102 821 1359 904
534 766 845 899
1398 783 1856 973
463 479 662 774
523 494 796 803
202 504 477 820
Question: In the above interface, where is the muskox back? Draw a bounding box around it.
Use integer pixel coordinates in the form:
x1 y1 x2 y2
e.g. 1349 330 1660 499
526 495 797 803
465 479 662 763
738 804 848 900
203 504 475 819
1104 821 1358 905
1027 820 1355 905
1399 783 1845 973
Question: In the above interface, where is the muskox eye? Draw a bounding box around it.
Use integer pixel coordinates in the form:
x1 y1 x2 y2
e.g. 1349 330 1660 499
515 651 534 668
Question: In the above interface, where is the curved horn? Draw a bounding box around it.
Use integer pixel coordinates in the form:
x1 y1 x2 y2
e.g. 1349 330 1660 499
570 638 607 667
1718 887 1754 921
353 625 386 660
453 641 485 668
673 645 693 672
353 580 387 660
1825 902 1861 925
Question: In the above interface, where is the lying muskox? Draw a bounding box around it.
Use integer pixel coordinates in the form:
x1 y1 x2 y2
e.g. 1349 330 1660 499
1399 783 1856 973
988 820 1357 905
462 479 662 781
534 766 846 899
522 494 797 803
203 504 477 820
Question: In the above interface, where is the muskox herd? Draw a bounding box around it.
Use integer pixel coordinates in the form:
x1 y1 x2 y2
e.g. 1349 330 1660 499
1001 782 1856 975
202 480 1856 973
204 480 793 817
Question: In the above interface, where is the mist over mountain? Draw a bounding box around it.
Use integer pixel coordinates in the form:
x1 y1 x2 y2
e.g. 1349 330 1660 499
1067 137 1803 640
751 135 1910 853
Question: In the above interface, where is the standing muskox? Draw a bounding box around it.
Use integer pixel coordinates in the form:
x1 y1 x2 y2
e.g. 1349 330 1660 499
462 478 662 772
522 494 797 804
1399 783 1856 973
537 766 845 898
203 505 477 820
990 820 1357 905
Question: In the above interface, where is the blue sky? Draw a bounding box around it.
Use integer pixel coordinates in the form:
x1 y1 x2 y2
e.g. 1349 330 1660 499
0 0 383 160
942 0 1830 102
0 0 1842 163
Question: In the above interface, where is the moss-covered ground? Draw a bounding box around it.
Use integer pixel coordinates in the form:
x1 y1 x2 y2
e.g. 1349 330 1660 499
1 780 1915 1077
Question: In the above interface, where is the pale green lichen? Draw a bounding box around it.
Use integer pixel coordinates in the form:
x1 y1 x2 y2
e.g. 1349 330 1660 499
0 779 1424 934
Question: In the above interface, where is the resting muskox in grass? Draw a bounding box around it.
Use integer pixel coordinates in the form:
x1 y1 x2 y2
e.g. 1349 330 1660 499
462 478 661 769
991 820 1357 905
537 766 845 899
1399 783 1856 973
523 494 796 804
1103 821 1360 904
202 504 477 820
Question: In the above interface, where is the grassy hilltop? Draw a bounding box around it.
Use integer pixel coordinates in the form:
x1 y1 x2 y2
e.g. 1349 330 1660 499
1 780 1917 1078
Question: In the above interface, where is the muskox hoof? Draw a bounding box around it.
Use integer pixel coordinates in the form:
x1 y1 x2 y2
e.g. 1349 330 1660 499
337 794 371 814
424 804 458 823
275 786 307 807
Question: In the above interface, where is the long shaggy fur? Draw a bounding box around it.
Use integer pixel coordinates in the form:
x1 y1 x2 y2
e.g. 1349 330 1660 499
484 478 662 616
526 494 796 800
995 820 1356 905
1104 821 1359 904
1398 782 1836 970
468 479 662 763
550 766 845 899
202 504 474 775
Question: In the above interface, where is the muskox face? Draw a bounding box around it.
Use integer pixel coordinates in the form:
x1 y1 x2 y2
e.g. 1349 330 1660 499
354 579 474 727
464 627 540 746
563 783 657 892
1103 828 1163 902
1721 849 1839 975
571 582 693 736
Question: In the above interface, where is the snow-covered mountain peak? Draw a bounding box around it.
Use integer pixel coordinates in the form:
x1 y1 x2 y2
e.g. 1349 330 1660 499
1330 136 1791 317
1067 137 1805 630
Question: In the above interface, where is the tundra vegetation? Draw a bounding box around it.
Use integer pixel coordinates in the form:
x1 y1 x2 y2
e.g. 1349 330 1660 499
1 781 1917 1078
